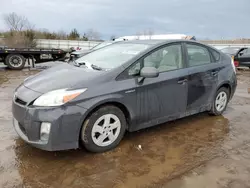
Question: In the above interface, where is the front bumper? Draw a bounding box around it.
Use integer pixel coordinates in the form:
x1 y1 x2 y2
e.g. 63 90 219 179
12 100 88 151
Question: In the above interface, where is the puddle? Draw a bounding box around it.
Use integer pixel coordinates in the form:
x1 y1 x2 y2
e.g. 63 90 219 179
0 68 250 188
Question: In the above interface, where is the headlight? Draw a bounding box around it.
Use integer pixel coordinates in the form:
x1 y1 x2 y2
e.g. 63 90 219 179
33 88 87 107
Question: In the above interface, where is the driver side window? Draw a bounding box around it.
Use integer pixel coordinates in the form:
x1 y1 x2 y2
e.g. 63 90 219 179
128 43 183 75
128 61 141 76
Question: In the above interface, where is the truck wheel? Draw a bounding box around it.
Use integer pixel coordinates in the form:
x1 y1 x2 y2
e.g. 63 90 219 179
5 54 26 70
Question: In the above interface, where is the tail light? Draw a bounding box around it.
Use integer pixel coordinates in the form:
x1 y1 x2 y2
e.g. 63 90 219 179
231 56 236 73
234 61 239 67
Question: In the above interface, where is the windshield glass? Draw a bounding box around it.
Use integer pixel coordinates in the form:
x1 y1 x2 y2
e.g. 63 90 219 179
92 42 113 50
221 47 240 54
75 43 150 69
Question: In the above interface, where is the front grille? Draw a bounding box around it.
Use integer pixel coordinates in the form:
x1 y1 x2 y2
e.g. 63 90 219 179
18 123 27 136
15 97 27 106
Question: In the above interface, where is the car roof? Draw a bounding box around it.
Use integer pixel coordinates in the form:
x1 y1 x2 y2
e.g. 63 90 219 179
115 39 203 46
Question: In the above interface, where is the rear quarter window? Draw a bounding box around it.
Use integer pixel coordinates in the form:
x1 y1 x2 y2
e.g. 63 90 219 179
210 49 220 62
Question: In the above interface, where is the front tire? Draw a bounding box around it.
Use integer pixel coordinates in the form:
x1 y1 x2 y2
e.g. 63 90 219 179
209 87 229 116
81 105 126 153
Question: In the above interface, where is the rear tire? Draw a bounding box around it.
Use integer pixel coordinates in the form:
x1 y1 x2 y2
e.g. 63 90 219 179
5 54 26 70
81 105 126 153
209 87 229 116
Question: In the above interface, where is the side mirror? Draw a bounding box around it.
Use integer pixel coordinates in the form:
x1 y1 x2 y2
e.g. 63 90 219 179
140 67 159 78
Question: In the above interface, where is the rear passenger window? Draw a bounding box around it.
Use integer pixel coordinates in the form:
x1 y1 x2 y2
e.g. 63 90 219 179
186 44 211 67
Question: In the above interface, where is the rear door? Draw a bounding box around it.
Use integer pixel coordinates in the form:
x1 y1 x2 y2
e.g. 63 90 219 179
184 42 222 113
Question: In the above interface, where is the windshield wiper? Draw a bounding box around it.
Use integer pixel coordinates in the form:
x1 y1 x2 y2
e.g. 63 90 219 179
91 64 104 71
73 61 104 71
73 61 86 67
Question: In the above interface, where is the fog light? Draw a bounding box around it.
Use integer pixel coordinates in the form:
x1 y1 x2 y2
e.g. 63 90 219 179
40 122 51 141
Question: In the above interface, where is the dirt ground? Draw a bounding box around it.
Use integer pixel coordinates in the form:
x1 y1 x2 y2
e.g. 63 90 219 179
1 64 250 188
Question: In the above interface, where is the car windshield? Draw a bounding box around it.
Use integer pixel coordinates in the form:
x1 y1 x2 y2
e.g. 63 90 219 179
91 42 113 50
221 47 240 54
75 43 150 69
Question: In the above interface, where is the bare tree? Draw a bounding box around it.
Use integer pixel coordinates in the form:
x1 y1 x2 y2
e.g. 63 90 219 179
135 31 142 40
141 28 154 39
57 30 67 40
25 21 35 30
147 28 154 39
3 12 36 47
85 29 101 41
3 12 30 31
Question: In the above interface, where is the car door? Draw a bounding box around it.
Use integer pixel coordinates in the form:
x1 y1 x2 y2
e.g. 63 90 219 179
237 48 250 67
127 42 189 131
184 42 220 113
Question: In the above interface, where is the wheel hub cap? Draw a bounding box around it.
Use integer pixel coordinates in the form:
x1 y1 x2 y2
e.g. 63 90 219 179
10 56 22 67
215 91 227 112
91 114 121 147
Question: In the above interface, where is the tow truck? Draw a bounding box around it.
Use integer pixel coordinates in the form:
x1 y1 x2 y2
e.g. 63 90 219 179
0 46 69 70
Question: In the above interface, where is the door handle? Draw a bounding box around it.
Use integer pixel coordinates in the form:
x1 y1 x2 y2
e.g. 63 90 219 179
177 79 188 84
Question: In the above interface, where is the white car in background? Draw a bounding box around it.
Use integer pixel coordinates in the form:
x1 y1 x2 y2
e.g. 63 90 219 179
114 34 196 41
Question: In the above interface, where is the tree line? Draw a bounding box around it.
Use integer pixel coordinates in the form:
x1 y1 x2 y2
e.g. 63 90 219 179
0 12 157 48
0 12 103 48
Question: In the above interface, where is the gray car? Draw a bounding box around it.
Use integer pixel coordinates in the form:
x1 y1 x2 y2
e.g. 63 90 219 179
12 40 237 153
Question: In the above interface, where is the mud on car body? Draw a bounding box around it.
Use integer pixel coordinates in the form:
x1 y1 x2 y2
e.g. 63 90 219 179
12 40 237 153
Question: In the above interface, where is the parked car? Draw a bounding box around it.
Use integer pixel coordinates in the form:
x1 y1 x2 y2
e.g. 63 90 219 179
233 48 250 68
68 41 117 62
12 40 237 153
221 47 250 68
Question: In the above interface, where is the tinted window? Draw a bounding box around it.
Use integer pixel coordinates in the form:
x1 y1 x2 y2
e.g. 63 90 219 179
186 44 211 67
143 44 183 72
75 43 150 69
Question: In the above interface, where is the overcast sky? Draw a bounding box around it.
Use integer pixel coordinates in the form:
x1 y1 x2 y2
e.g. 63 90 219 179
0 0 249 39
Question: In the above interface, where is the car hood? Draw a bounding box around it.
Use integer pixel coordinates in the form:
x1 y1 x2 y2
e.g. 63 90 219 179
23 63 102 93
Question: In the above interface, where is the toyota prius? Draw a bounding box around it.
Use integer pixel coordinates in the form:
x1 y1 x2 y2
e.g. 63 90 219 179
12 40 237 153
